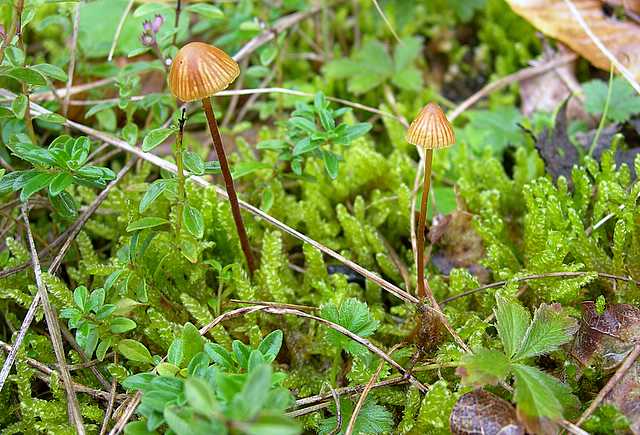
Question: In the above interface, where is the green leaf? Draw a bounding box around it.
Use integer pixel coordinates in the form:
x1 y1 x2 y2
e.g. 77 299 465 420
335 122 372 144
182 322 204 365
245 415 301 435
322 150 339 179
459 348 511 386
74 286 90 311
5 67 47 87
238 364 272 419
88 288 105 312
584 77 640 123
512 363 568 420
320 298 379 356
231 161 272 179
494 293 531 359
118 339 154 363
182 205 204 239
185 377 218 415
292 138 317 156
142 127 175 152
31 63 68 81
36 113 67 124
12 94 28 119
394 37 423 72
182 150 205 175
256 139 287 150
257 330 283 363
288 117 317 134
110 317 137 333
139 179 173 213
49 172 74 196
205 342 235 370
462 107 524 154
513 303 577 361
126 217 169 232
20 172 55 201
50 190 77 218
167 338 184 367
185 3 223 20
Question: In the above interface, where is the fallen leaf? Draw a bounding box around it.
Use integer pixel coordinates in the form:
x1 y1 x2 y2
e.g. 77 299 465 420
506 0 640 80
604 357 640 434
450 390 525 435
570 301 640 369
520 46 586 119
534 101 579 181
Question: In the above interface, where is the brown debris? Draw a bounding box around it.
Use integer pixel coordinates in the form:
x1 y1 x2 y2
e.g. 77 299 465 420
450 390 525 435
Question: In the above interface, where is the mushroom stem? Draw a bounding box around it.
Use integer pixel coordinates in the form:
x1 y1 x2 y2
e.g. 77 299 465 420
174 109 187 237
416 149 433 300
202 97 257 275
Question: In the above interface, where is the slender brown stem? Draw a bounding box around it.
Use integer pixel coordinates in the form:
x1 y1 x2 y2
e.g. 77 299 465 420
175 109 186 237
202 97 256 275
416 149 433 300
172 0 182 46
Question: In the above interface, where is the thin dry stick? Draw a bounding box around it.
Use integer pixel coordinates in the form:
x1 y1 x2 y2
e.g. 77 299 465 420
345 346 393 435
22 204 85 433
58 87 401 122
108 0 135 62
233 6 323 62
562 0 640 94
576 343 640 426
440 271 640 305
63 2 81 118
447 52 577 121
371 0 402 44
0 340 127 402
0 160 135 390
99 355 119 435
326 385 342 435
32 77 115 101
200 305 428 392
172 0 182 46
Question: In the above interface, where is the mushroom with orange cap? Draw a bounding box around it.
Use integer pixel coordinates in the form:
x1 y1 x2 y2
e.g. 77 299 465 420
406 102 455 301
168 42 256 275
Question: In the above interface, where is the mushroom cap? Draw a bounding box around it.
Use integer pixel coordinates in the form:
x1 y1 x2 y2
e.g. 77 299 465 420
406 102 455 149
168 42 240 102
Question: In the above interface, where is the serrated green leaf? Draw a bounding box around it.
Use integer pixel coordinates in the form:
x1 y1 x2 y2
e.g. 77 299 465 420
320 298 379 355
512 363 569 420
459 348 511 386
494 293 531 359
513 303 577 361
584 77 640 123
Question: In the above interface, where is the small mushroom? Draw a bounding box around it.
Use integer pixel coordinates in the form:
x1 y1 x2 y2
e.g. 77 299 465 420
168 42 256 275
406 102 455 299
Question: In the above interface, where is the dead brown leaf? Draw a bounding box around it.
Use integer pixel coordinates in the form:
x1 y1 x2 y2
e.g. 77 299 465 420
570 301 640 369
506 0 640 79
450 390 525 435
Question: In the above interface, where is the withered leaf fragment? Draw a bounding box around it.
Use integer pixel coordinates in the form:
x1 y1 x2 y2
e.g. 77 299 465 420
450 390 525 435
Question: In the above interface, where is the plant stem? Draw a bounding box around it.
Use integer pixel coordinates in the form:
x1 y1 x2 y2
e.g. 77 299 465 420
23 91 37 144
416 149 433 300
174 109 186 237
202 97 257 276
172 0 182 46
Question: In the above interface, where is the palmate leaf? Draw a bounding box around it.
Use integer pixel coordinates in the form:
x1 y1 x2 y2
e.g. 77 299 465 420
320 298 379 356
513 303 577 361
584 77 640 123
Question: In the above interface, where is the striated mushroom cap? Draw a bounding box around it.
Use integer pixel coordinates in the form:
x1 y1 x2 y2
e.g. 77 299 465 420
406 102 455 149
168 42 240 102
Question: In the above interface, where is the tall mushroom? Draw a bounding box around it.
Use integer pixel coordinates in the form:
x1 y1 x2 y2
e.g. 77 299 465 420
406 102 455 301
168 42 256 275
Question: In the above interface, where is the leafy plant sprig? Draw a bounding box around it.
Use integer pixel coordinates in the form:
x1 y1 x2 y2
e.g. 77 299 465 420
257 92 371 179
122 325 300 435
0 135 115 217
459 294 579 427
60 286 137 361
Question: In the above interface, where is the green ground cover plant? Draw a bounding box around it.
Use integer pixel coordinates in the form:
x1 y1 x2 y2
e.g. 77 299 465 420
0 0 639 434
